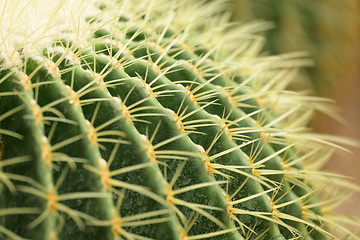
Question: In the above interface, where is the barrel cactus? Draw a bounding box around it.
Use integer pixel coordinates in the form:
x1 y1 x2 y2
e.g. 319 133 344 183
0 0 358 239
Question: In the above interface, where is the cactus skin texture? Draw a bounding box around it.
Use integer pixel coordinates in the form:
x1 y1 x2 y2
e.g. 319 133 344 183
0 0 359 240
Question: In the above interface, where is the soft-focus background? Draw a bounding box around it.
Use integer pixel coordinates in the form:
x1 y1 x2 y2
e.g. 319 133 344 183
226 0 360 216
318 64 360 217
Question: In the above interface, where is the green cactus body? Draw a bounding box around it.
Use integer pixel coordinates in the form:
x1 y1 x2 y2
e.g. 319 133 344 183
0 0 358 239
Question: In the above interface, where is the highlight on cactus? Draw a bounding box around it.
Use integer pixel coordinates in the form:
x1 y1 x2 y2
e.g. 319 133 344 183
0 0 359 239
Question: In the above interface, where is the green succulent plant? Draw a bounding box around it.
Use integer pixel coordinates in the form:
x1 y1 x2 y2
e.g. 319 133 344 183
0 0 358 239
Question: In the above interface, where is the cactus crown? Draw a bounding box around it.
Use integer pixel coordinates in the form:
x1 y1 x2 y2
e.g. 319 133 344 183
0 0 359 239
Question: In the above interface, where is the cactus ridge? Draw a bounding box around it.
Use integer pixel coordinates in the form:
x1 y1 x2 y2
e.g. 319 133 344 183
0 0 359 239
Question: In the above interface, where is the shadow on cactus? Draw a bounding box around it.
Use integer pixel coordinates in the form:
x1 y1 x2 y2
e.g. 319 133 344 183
0 0 359 239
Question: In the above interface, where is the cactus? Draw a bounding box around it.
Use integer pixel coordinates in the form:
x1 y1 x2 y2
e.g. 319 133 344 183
0 0 358 239
227 0 360 95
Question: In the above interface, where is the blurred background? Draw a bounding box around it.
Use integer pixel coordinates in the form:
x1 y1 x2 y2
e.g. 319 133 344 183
226 0 360 216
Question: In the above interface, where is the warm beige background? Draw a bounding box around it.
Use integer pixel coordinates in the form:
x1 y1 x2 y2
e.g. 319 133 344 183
315 62 360 217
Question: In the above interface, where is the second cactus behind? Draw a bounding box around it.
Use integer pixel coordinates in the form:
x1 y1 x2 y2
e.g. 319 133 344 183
228 0 360 95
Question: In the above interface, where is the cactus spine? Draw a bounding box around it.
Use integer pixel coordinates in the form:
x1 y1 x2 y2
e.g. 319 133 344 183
0 0 358 239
